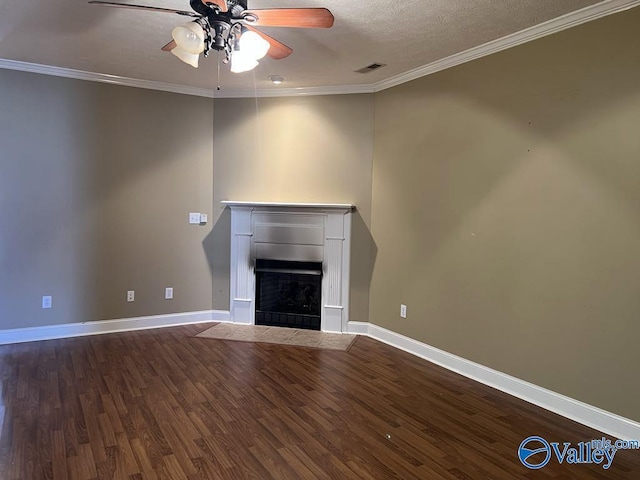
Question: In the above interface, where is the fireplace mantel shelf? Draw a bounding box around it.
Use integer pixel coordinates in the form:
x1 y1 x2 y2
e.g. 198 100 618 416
222 201 354 211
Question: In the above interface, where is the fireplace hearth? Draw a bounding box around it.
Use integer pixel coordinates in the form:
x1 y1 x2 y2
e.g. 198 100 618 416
255 260 322 331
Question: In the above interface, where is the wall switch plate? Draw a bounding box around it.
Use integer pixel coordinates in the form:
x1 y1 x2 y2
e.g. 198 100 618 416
400 304 407 319
189 212 201 224
42 296 52 309
127 290 135 302
165 287 174 300
199 213 208 224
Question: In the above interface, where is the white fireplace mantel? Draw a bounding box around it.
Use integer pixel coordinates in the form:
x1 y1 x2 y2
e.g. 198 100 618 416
222 201 354 333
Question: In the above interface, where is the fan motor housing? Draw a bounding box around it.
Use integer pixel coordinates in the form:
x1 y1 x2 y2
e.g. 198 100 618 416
191 0 247 16
210 21 231 50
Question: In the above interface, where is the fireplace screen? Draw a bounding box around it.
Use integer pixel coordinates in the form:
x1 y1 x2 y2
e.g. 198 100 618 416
255 259 322 331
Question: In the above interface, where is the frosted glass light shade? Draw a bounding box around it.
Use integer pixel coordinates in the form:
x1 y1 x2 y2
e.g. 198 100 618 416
171 22 205 55
230 50 259 73
171 47 199 68
239 31 270 60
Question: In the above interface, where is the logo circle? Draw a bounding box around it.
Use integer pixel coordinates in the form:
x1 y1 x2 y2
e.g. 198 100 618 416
518 436 552 469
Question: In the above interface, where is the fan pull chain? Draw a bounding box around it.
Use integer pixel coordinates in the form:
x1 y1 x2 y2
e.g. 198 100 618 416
216 51 221 91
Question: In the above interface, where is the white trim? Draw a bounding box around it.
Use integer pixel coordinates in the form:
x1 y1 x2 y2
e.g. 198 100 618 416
372 0 640 92
0 58 371 99
222 201 354 210
346 321 370 335
1 0 638 98
351 323 640 440
0 310 227 345
216 84 374 98
211 310 231 322
0 59 218 98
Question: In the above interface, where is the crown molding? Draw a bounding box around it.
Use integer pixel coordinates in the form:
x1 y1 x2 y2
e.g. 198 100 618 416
0 58 373 98
214 84 374 98
0 58 218 97
373 0 640 92
1 0 639 98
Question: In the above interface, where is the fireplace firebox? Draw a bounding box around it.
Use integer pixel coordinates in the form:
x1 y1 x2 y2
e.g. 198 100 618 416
255 259 322 331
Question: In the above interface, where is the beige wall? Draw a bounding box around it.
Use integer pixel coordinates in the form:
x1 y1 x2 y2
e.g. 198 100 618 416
0 71 214 329
0 75 375 330
370 8 640 421
210 95 375 321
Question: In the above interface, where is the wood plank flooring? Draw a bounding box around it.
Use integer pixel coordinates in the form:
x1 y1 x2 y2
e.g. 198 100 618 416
0 324 638 479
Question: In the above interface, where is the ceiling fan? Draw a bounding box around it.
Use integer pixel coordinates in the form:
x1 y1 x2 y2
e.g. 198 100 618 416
89 0 334 72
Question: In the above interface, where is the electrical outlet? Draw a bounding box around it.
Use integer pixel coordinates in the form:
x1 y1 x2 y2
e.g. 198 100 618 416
127 290 135 302
400 304 407 319
42 295 52 309
165 287 174 300
189 212 201 224
199 213 208 224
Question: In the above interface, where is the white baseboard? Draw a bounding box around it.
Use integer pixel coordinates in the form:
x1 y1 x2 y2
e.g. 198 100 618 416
0 310 233 345
211 310 231 322
347 321 640 440
346 321 370 335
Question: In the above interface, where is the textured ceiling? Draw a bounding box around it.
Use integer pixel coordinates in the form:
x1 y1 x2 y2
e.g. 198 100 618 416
0 0 606 94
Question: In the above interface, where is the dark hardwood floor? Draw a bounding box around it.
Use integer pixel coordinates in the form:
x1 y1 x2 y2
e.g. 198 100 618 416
0 324 638 479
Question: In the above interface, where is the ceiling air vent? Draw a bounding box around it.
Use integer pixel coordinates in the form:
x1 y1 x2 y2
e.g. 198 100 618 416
355 63 387 74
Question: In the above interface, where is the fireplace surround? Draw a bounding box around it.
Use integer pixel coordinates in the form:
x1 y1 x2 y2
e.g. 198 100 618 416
222 202 354 333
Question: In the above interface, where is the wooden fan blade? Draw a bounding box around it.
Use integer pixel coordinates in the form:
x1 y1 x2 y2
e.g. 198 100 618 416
161 40 176 52
201 0 228 13
244 8 334 28
245 26 292 60
88 1 198 17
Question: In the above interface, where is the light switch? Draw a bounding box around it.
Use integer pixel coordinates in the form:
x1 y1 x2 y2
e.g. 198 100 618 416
42 296 52 309
199 213 208 224
189 212 201 224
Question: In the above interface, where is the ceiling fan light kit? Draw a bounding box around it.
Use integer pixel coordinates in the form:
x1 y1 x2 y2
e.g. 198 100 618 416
171 45 201 68
230 49 258 73
89 0 334 75
239 30 270 61
172 22 205 55
229 28 270 72
170 21 206 68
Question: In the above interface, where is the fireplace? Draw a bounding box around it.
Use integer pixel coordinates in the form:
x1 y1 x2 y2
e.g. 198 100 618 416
255 260 322 330
223 201 354 333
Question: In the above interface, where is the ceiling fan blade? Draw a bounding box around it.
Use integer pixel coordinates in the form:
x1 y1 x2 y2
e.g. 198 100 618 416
244 8 334 28
161 40 176 52
245 26 292 60
88 1 199 17
201 0 228 13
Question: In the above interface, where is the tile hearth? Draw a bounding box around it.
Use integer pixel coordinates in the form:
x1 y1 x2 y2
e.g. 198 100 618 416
196 324 357 351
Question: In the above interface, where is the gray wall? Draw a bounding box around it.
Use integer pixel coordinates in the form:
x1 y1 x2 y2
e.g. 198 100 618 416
210 95 375 322
0 71 214 329
370 8 640 421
